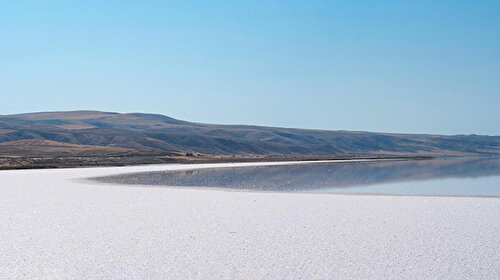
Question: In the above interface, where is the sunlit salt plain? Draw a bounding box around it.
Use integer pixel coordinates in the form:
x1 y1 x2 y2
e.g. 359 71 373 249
1 160 499 279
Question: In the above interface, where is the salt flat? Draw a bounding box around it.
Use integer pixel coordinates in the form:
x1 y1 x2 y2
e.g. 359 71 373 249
1 162 499 279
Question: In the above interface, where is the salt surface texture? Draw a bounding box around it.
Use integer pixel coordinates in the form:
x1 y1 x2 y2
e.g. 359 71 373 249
0 161 499 279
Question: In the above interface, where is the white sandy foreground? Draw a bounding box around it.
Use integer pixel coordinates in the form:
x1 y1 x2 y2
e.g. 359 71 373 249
0 161 499 280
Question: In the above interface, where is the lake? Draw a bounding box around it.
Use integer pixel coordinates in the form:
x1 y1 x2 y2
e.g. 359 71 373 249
93 157 500 197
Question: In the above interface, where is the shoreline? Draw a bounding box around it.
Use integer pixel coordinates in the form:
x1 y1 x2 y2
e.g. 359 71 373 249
0 154 439 170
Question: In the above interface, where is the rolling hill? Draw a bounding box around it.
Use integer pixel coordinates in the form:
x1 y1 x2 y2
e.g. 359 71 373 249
0 110 499 168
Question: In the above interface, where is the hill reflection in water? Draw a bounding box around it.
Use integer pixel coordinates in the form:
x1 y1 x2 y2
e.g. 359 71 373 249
94 157 500 196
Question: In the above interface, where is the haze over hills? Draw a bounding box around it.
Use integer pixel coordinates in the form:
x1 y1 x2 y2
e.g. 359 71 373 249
0 110 499 168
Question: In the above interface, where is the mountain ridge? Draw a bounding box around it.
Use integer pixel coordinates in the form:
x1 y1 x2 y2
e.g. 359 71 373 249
1 111 499 166
5 110 494 137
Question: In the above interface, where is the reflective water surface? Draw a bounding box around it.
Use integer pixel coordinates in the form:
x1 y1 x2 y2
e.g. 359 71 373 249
93 157 500 196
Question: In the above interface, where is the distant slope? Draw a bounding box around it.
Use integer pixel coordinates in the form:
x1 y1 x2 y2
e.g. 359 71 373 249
0 139 143 157
1 110 499 158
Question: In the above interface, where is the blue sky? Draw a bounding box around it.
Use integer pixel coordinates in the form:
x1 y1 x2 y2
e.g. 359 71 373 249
1 1 499 135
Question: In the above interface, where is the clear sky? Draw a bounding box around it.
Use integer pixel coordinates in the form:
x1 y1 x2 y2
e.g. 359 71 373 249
1 1 499 135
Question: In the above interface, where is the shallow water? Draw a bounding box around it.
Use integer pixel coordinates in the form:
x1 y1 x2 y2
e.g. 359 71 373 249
93 157 500 197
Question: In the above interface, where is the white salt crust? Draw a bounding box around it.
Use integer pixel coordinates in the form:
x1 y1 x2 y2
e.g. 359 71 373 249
0 161 499 279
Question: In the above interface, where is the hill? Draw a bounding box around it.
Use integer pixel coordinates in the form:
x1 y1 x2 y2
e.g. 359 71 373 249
0 110 499 168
